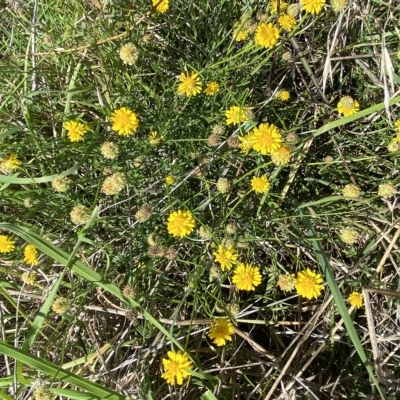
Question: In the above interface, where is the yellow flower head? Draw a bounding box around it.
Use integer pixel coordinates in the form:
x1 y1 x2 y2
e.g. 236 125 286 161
1 153 21 173
213 245 238 271
271 144 291 166
152 0 169 13
148 131 164 146
275 90 290 101
161 351 193 385
300 0 326 14
251 175 270 193
337 96 359 117
167 210 196 238
110 107 139 135
251 123 283 155
342 184 360 199
234 28 249 42
394 120 400 133
339 227 358 245
204 82 220 96
255 23 280 48
177 72 202 97
119 42 138 65
232 263 262 291
270 0 288 13
165 175 175 185
378 182 396 199
0 235 15 253
225 106 248 125
208 318 235 346
278 14 296 32
64 121 89 142
295 268 324 300
102 172 126 195
24 244 39 265
277 274 296 292
348 292 363 308
238 132 255 154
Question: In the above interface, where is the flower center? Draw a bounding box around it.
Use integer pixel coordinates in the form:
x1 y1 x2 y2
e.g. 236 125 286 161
341 97 354 109
242 272 253 286
168 361 180 375
185 78 195 89
261 134 274 146
302 276 316 291
173 215 187 227
217 254 228 264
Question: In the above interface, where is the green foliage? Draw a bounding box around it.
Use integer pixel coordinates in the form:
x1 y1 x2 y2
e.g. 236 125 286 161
1 0 400 398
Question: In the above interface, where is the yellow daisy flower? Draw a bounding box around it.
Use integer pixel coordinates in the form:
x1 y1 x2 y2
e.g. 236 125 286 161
204 82 219 96
24 244 39 265
213 245 238 271
251 175 270 193
208 318 235 346
275 90 290 101
232 263 262 291
165 175 175 185
255 23 280 49
295 268 324 300
152 0 169 13
337 96 359 117
348 292 363 308
278 15 295 32
64 121 89 142
251 123 283 155
167 210 196 238
1 153 21 173
0 235 15 253
177 72 202 96
234 28 249 42
300 0 326 14
271 145 291 166
225 106 248 125
161 351 193 385
110 107 139 135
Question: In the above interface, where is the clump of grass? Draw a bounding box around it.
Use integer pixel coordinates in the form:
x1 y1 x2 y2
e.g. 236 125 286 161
1 0 400 398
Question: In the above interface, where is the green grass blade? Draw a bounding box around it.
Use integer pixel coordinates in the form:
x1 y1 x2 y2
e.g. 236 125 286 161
0 341 126 400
